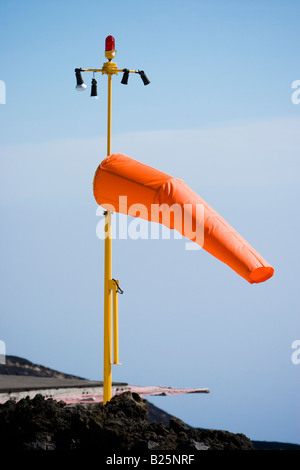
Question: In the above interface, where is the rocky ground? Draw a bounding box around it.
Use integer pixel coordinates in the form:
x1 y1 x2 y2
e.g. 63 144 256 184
1 356 299 452
0 391 255 452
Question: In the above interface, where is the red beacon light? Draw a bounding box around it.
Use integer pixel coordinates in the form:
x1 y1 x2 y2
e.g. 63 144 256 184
105 35 115 51
105 35 116 60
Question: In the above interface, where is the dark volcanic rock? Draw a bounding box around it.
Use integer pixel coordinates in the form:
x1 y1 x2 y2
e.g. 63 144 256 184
0 391 254 451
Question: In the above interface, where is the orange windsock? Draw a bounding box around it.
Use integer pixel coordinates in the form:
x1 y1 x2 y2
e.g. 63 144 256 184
93 153 274 284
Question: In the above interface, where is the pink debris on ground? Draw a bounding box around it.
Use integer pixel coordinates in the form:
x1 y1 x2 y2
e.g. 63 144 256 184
51 385 209 404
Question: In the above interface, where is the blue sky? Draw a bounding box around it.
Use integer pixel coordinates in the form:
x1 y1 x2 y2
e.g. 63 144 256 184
1 0 299 445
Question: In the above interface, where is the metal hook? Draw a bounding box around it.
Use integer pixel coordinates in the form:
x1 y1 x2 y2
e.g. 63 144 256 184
112 278 124 294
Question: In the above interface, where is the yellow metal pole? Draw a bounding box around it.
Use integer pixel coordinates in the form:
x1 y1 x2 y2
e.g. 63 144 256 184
107 73 112 157
75 37 149 406
103 210 112 405
103 71 113 405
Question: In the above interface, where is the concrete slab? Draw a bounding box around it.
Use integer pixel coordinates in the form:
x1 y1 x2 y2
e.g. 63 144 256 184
0 375 102 392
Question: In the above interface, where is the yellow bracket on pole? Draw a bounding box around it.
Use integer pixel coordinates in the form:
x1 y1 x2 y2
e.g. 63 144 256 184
82 67 138 74
109 279 122 366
